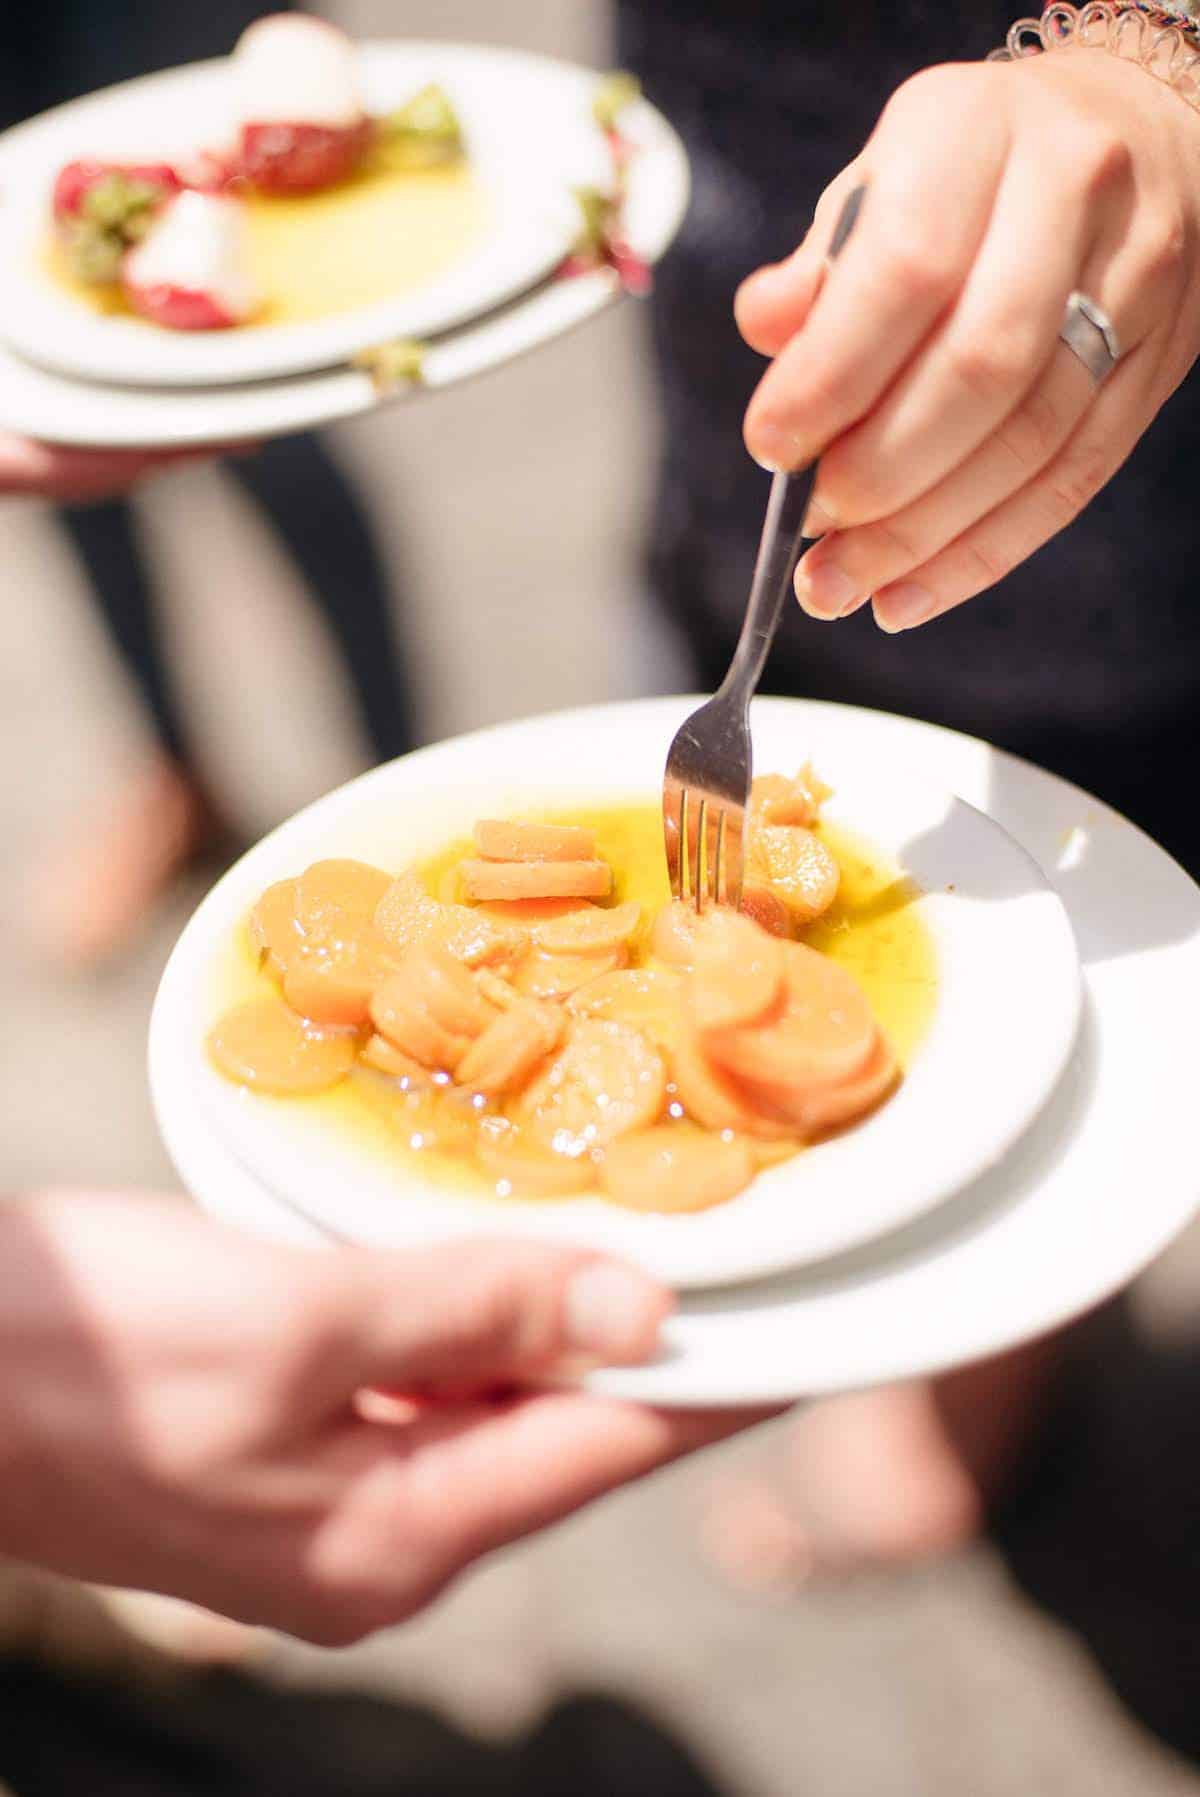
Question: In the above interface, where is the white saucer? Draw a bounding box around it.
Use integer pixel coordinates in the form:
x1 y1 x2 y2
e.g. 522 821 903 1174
150 698 1080 1289
160 700 1200 1406
0 43 604 387
0 61 687 445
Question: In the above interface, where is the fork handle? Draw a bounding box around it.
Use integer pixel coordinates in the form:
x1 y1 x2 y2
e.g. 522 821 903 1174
717 182 866 705
717 462 817 701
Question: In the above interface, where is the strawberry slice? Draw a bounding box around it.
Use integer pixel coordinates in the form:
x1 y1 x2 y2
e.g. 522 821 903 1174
52 160 182 285
232 14 371 195
238 117 373 195
52 158 180 222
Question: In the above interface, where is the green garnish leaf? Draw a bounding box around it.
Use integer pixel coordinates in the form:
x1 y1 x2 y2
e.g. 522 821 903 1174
379 84 465 167
592 71 641 133
571 185 617 259
352 337 427 394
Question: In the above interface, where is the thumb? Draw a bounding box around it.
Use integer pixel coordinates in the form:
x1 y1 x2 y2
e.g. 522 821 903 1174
338 1240 673 1395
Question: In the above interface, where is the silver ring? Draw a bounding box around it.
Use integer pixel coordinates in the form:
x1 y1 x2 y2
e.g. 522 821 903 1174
1058 290 1121 387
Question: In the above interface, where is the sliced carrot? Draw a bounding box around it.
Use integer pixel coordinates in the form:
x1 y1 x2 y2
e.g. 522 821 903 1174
534 900 641 956
365 941 499 1072
296 858 391 923
208 997 356 1096
649 899 702 969
475 968 520 1011
477 1123 597 1196
476 896 593 924
455 999 563 1096
688 908 785 1034
513 946 627 1001
357 1078 481 1158
374 871 529 967
368 978 474 1072
473 819 596 862
744 1034 899 1137
394 942 499 1038
706 940 876 1088
672 1018 796 1139
749 825 839 925
600 1125 756 1213
360 1033 434 1085
566 966 685 1056
460 859 612 902
434 908 530 968
750 765 832 829
516 1018 666 1155
281 920 399 1028
247 878 301 971
373 869 444 951
740 885 793 939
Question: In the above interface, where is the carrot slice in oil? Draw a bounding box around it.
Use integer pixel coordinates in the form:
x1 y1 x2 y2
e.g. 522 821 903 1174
281 919 399 1029
742 1034 899 1138
208 997 356 1096
672 1018 796 1139
600 1125 756 1212
688 908 785 1034
296 859 391 923
473 819 596 862
513 946 628 1000
455 999 564 1096
534 900 641 956
705 940 876 1088
477 1124 598 1197
566 967 685 1057
248 878 302 972
516 1018 666 1155
460 859 612 902
748 825 839 925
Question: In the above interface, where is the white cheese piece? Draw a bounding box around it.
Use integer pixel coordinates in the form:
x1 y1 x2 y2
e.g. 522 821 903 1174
232 14 364 128
124 192 259 320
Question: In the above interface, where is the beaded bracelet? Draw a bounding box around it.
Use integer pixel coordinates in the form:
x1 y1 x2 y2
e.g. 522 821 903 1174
989 0 1200 112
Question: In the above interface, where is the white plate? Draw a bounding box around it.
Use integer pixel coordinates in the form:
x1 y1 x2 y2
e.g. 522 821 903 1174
0 41 607 387
150 699 1080 1289
165 700 1200 1406
0 74 687 445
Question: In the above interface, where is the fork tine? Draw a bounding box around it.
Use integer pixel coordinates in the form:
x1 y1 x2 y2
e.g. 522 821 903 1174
680 786 693 906
663 782 683 900
692 795 707 912
722 807 745 910
708 806 725 911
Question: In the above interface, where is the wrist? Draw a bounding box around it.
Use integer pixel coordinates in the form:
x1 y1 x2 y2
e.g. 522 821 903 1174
994 1 1200 118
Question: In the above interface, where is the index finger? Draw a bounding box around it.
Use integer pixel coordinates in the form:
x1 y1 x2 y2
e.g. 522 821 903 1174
744 65 1011 472
330 1392 773 1623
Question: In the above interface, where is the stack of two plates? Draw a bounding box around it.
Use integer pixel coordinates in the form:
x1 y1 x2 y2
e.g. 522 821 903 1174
150 697 1200 1408
0 42 689 448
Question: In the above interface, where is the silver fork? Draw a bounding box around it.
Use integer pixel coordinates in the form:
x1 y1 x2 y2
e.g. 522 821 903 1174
662 466 818 910
661 183 865 912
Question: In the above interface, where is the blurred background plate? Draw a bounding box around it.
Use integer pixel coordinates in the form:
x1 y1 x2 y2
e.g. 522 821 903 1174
0 76 686 442
0 42 615 387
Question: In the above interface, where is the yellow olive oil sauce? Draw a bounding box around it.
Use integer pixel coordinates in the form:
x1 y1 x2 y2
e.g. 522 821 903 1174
44 141 486 328
207 801 938 1206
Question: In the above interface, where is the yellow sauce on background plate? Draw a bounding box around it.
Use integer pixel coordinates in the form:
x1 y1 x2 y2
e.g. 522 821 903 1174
44 142 487 329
